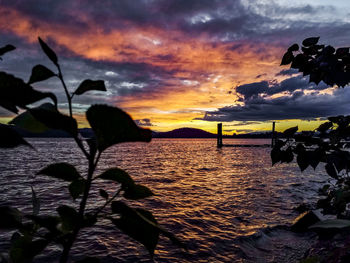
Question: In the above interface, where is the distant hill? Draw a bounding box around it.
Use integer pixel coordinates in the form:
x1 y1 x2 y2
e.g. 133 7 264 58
13 126 277 139
152 127 216 138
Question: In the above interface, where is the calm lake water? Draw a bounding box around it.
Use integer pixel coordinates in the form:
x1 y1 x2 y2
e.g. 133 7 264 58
0 138 328 262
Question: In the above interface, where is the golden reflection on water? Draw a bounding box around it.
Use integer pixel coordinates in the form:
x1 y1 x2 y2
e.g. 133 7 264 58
0 138 327 262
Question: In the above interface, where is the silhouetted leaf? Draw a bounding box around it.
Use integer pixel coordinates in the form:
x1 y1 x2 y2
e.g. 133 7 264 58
82 213 97 228
111 201 186 253
325 162 338 179
336 47 349 57
86 105 152 151
323 45 335 55
328 116 343 124
302 37 319 47
111 201 159 256
281 51 294 65
74 79 106 95
10 236 49 263
271 147 281 166
98 168 134 189
57 205 79 232
291 54 306 69
283 126 298 137
308 149 323 170
9 103 53 133
26 215 60 233
37 163 81 182
28 65 56 84
317 121 332 133
288 43 299 52
29 106 78 136
297 151 309 171
124 184 154 200
38 37 58 66
0 72 57 114
280 148 294 163
274 139 286 149
331 151 348 173
99 168 153 199
309 72 322 85
69 179 86 200
99 189 108 200
0 124 33 148
0 206 22 229
295 143 306 154
0 44 15 58
31 186 40 216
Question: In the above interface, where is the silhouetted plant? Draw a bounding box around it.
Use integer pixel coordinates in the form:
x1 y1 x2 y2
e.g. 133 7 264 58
0 38 184 263
281 37 350 87
274 37 350 221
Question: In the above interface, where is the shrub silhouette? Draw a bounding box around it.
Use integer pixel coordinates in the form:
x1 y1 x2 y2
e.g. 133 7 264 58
0 38 184 263
274 37 350 219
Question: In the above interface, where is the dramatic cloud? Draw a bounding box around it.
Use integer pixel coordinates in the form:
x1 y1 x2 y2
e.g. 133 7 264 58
0 0 349 131
275 69 299 76
236 75 329 101
200 83 350 122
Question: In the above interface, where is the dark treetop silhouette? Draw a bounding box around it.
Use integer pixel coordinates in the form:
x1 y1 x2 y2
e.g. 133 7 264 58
273 37 350 227
0 38 185 263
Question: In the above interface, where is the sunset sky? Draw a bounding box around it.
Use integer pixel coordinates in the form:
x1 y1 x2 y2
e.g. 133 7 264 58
0 0 350 134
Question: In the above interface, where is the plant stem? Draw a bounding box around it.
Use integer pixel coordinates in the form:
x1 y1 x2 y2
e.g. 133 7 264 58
94 188 122 217
57 65 98 263
57 65 72 118
59 154 96 263
56 65 89 159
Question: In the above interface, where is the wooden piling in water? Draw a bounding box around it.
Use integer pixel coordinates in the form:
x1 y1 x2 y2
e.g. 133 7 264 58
271 121 276 148
216 122 274 148
217 123 223 148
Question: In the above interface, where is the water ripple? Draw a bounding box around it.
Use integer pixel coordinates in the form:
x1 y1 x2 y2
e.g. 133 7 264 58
0 138 327 262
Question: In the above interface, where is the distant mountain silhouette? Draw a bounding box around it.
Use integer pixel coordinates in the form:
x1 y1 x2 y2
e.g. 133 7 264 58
13 126 277 139
152 127 216 138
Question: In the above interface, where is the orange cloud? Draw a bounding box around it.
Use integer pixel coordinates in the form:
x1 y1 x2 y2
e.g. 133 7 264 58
0 5 287 132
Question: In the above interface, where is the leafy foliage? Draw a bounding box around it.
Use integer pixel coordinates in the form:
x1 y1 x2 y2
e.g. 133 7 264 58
86 105 152 151
274 37 350 219
0 38 184 262
111 201 160 256
38 37 58 66
0 71 57 114
9 103 56 133
0 44 15 59
28 64 56 84
281 36 350 87
273 116 350 216
73 79 106 96
0 124 32 148
37 163 81 182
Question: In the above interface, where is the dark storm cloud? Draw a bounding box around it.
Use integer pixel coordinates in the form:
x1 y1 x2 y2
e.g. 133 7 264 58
236 76 328 100
2 33 181 89
1 0 350 122
226 121 262 126
275 69 299 76
1 0 345 42
199 87 350 122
